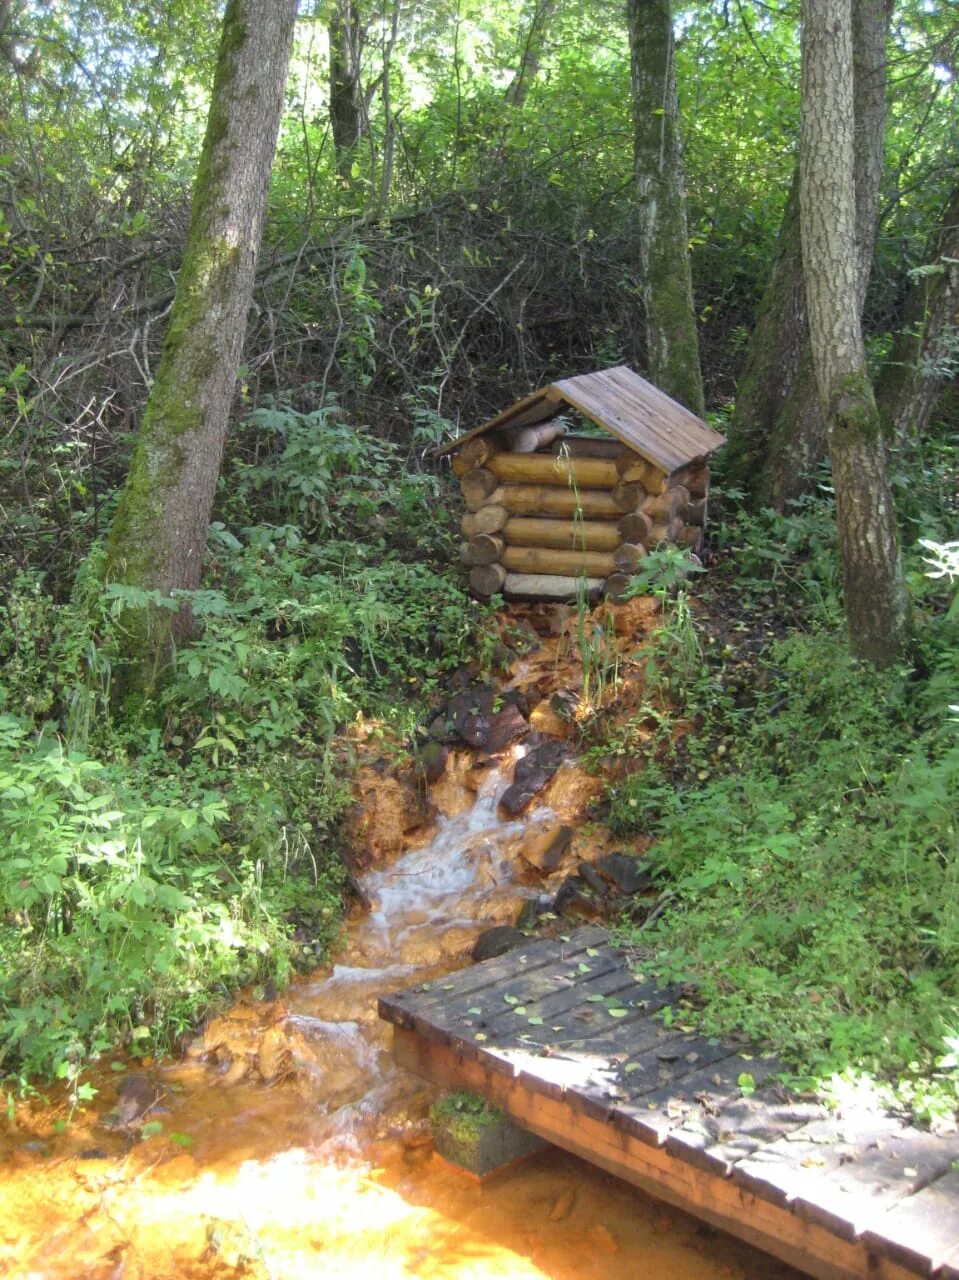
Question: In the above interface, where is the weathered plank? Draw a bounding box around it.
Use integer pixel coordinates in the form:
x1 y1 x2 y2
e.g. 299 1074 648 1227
734 1115 959 1245
860 1169 959 1273
378 926 607 1029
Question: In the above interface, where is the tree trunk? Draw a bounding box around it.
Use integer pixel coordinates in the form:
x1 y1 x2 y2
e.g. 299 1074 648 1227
627 0 705 417
800 0 908 666
875 179 959 440
505 0 559 109
726 0 891 508
103 0 298 688
329 1 365 183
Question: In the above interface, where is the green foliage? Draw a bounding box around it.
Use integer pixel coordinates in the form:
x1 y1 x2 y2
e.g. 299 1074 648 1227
0 405 487 1090
610 494 959 1119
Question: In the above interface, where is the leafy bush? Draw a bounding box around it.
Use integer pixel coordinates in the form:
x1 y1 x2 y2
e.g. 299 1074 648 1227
0 407 489 1091
612 496 959 1121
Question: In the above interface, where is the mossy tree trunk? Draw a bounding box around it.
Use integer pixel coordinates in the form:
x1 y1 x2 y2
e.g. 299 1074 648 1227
103 0 298 689
627 0 705 417
725 0 891 508
801 0 909 666
875 179 959 441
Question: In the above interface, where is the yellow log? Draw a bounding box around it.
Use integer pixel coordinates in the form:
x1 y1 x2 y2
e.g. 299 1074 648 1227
461 467 500 509
549 435 624 459
488 452 620 489
612 542 648 572
464 533 505 565
469 563 507 597
611 481 645 512
503 517 622 552
459 436 499 469
670 460 709 498
496 485 624 519
617 510 654 543
501 545 616 577
641 484 689 522
462 505 508 536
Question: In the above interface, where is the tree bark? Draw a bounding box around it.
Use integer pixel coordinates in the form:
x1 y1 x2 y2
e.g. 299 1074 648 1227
103 0 298 686
505 0 559 109
627 0 705 416
800 0 908 666
875 178 959 440
725 0 891 508
329 1 365 183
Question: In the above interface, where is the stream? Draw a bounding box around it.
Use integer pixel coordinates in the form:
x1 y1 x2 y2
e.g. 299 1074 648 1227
0 747 795 1280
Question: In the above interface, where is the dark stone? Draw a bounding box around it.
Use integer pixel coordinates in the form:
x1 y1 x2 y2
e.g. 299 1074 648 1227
594 853 654 896
516 740 567 780
576 861 609 898
449 686 498 748
498 741 568 815
498 783 535 817
500 688 530 718
552 876 606 921
550 689 580 722
419 740 449 784
483 703 530 753
515 896 553 930
104 1074 165 1130
79 1147 109 1160
471 925 527 963
427 713 453 742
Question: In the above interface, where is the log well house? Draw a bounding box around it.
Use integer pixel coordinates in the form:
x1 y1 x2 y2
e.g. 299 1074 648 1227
438 366 726 602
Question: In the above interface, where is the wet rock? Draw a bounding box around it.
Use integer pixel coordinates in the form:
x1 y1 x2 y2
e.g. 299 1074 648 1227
103 1074 165 1131
483 702 530 753
528 701 573 740
418 740 449 785
471 925 527 963
499 741 568 816
552 876 605 921
345 768 434 868
257 1025 293 1083
594 852 654 896
515 896 554 930
518 823 574 874
448 686 497 747
539 759 605 818
576 861 609 898
551 688 581 721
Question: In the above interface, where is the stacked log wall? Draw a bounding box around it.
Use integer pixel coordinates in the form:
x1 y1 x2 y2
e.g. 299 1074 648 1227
457 430 709 601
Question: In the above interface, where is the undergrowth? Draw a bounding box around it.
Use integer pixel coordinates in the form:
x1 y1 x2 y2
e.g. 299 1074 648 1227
0 400 488 1096
609 468 959 1126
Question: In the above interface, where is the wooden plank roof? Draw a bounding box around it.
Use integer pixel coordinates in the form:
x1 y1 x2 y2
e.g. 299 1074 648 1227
436 366 726 475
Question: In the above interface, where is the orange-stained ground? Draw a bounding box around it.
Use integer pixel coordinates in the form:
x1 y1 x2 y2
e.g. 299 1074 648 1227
0 603 798 1280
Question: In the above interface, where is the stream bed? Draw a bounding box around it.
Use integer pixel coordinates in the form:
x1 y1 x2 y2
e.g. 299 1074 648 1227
0 750 796 1280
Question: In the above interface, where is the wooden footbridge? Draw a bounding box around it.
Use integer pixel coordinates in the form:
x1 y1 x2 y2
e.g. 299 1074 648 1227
379 926 959 1280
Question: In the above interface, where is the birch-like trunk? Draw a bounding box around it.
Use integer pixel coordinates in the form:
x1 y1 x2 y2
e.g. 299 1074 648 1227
103 0 298 687
800 0 909 665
